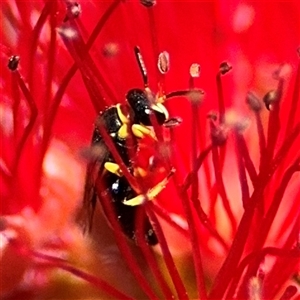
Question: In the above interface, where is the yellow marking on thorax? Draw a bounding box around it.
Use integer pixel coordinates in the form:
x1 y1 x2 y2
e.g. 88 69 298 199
116 103 130 124
116 104 130 139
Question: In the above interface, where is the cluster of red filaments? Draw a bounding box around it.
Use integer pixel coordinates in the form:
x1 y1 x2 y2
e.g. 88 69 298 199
1 1 300 300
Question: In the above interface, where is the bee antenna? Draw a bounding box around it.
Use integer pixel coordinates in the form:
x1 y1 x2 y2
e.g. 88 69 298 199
134 46 149 88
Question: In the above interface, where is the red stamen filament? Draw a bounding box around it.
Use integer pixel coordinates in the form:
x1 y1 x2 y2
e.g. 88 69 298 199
43 3 56 115
28 1 53 93
216 72 226 123
254 111 267 172
151 204 190 238
233 158 300 298
211 146 237 234
12 71 38 176
264 78 284 170
146 202 190 300
147 7 160 84
235 133 258 187
190 76 201 217
11 72 21 140
285 54 300 135
234 132 251 208
209 123 300 299
178 189 208 300
59 21 112 109
44 0 123 152
179 144 228 250
226 246 300 299
181 145 212 192
135 208 175 299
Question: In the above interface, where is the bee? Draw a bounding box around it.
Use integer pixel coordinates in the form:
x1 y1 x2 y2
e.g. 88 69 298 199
81 46 196 245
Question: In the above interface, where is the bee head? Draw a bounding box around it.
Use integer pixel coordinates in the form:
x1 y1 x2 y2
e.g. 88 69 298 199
126 89 169 126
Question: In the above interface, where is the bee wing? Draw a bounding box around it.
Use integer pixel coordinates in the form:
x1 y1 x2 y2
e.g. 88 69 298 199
78 143 109 233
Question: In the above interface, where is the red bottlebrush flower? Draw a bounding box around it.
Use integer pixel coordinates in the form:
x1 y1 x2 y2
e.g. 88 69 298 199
1 1 300 299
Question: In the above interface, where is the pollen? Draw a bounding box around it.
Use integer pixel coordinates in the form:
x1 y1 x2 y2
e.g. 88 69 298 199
189 63 201 78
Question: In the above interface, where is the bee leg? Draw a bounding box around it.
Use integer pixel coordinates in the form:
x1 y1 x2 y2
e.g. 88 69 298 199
104 162 123 177
132 124 157 140
123 168 175 206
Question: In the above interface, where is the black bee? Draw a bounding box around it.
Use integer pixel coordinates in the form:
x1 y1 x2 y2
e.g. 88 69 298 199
81 46 197 245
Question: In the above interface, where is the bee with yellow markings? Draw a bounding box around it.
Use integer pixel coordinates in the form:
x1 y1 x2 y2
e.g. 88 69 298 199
82 46 198 245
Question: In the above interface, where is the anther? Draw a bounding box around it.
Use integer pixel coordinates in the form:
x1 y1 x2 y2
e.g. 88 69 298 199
189 63 201 78
263 90 278 111
246 91 262 112
187 89 205 105
102 43 119 57
210 125 228 146
163 117 182 128
272 63 292 80
207 111 218 121
57 26 77 39
158 51 170 74
208 112 228 146
219 61 232 75
225 111 249 133
64 2 82 22
140 0 156 7
248 277 262 300
8 55 20 71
